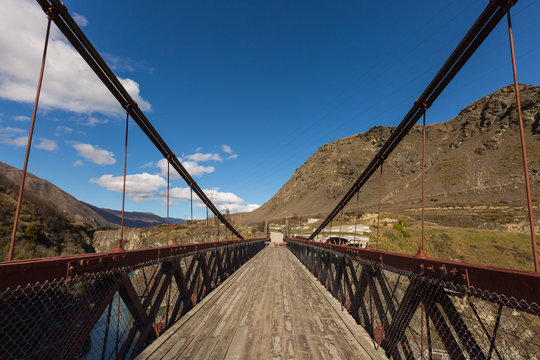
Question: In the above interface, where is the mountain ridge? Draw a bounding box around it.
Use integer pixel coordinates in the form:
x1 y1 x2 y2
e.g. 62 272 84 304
0 161 183 228
237 84 540 229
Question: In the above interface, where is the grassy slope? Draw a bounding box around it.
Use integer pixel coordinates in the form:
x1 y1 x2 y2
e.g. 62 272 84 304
0 173 94 260
290 216 538 272
375 224 538 272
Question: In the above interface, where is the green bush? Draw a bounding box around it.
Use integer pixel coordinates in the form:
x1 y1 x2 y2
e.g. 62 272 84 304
22 224 39 243
0 221 6 238
393 223 411 238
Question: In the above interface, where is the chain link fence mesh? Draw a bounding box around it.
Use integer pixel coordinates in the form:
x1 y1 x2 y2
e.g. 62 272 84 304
0 241 265 360
289 240 539 360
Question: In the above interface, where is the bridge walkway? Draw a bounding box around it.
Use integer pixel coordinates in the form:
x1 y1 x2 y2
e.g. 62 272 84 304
136 246 385 360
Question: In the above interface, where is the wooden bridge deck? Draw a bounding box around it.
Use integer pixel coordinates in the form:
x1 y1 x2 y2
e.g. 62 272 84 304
136 246 385 360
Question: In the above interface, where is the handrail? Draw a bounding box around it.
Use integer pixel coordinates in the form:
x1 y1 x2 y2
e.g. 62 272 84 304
0 238 268 290
286 238 540 307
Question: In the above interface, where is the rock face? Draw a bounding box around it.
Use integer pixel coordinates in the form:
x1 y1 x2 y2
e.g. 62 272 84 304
239 84 540 224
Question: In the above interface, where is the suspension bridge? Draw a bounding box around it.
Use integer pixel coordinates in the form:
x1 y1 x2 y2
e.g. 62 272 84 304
1 0 539 359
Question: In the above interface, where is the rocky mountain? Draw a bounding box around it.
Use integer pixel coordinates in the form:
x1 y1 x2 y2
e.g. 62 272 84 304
85 204 184 228
0 169 94 259
0 161 183 228
0 162 184 259
238 84 540 229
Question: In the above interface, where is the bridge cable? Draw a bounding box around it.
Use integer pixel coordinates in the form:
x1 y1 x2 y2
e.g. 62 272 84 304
7 12 52 261
376 161 383 250
309 0 517 241
35 0 243 240
338 209 343 242
417 104 428 258
115 108 130 252
506 9 538 272
353 191 360 245
193 189 195 244
166 159 170 246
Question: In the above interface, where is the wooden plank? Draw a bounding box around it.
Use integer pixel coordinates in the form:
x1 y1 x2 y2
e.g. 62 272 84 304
136 247 387 360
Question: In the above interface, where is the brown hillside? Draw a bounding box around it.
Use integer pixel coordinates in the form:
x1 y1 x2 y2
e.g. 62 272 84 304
0 161 113 227
238 84 540 228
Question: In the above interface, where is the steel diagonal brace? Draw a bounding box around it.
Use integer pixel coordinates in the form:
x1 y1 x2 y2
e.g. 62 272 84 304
368 269 414 360
50 274 124 360
381 279 423 359
169 261 193 322
117 264 174 359
423 293 467 360
430 285 486 360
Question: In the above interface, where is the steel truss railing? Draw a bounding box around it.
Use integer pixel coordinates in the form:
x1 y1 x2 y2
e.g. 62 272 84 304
0 239 266 359
287 239 540 360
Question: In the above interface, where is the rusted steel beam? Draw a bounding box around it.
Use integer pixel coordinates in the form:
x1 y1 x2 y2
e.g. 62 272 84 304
424 295 467 360
0 239 267 291
433 285 486 360
53 275 123 359
286 239 540 310
169 263 193 322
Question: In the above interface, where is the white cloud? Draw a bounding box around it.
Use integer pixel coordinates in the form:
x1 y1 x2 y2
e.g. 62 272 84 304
184 152 222 162
35 138 58 151
0 0 151 114
73 143 115 165
184 161 215 177
156 158 180 179
220 203 260 213
72 13 88 27
1 135 27 147
168 187 200 201
90 173 167 202
228 154 238 160
13 115 30 122
54 125 73 136
0 127 57 151
102 53 154 74
83 116 108 126
140 161 154 168
221 144 233 154
103 53 135 72
167 187 259 214
0 126 26 135
73 160 83 167
89 171 258 211
156 158 215 178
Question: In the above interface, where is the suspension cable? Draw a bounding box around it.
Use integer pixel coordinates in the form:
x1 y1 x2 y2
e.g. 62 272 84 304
376 161 383 250
417 105 428 258
35 0 243 239
166 159 170 246
8 12 53 261
115 108 130 252
353 190 360 245
309 0 516 240
507 8 538 272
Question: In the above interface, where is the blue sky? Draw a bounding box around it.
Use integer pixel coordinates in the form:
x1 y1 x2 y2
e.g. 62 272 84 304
1 0 539 220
